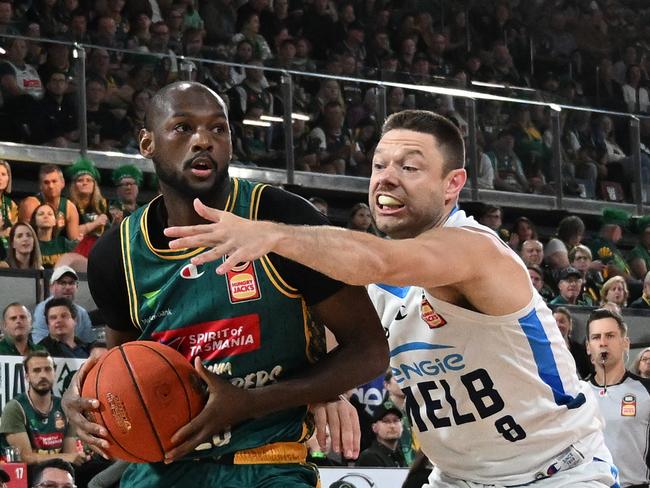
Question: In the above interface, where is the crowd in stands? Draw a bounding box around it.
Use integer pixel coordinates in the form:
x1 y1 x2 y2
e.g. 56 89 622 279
0 0 649 198
476 204 650 312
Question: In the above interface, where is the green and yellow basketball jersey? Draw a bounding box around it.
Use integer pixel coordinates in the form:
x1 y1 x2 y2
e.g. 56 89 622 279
119 178 325 459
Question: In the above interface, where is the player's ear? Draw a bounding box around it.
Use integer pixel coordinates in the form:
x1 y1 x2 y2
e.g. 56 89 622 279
444 168 467 198
139 128 155 158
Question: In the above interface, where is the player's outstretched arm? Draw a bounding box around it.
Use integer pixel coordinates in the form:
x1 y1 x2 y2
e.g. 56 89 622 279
166 199 489 289
164 285 388 462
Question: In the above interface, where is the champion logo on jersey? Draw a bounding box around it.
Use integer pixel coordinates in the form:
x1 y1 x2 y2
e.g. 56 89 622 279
395 305 408 321
180 263 204 279
621 394 636 416
420 296 447 329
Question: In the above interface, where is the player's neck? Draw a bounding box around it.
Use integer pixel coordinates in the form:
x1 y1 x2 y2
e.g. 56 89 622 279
162 180 231 227
594 364 626 386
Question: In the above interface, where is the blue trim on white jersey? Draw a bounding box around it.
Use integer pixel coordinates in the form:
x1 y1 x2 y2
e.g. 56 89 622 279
594 457 621 488
448 206 459 218
390 342 453 358
376 283 411 298
518 309 586 409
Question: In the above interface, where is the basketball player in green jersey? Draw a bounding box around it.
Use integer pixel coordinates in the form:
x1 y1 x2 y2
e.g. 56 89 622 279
62 82 388 488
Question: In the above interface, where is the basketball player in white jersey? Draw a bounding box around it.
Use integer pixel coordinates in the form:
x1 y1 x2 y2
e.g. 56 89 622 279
165 110 618 487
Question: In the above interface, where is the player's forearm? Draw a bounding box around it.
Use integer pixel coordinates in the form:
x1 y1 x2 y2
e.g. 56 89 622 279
271 224 394 286
245 334 388 419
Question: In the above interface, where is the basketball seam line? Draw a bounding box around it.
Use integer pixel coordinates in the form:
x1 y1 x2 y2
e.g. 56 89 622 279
93 352 148 463
140 343 192 454
119 344 167 460
139 342 194 432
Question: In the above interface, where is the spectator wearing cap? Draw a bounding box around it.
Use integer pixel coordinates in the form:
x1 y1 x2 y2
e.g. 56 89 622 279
550 267 594 306
54 159 109 273
356 400 407 467
628 216 650 280
0 302 45 356
31 266 96 345
39 297 92 359
383 371 416 466
630 271 650 309
68 157 108 246
587 208 631 280
109 164 142 225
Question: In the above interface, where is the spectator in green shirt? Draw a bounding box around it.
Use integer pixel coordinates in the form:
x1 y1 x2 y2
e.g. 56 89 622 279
0 302 45 356
628 215 650 280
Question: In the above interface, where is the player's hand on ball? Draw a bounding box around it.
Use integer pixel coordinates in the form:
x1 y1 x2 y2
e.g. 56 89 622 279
164 357 253 463
62 355 110 458
165 199 280 274
312 396 360 460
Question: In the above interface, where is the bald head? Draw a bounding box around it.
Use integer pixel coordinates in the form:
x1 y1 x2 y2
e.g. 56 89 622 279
144 82 228 130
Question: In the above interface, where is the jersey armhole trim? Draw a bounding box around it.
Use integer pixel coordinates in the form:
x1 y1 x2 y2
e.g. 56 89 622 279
120 216 142 331
253 184 301 298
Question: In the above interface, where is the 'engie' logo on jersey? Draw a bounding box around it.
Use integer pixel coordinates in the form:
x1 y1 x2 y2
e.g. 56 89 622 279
225 260 261 303
392 353 466 384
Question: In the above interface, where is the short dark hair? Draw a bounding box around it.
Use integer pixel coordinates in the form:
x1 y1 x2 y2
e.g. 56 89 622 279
44 70 68 84
586 308 627 338
557 216 585 244
31 459 75 485
381 110 465 174
23 350 53 373
44 297 77 322
39 164 62 180
2 302 28 322
480 204 501 218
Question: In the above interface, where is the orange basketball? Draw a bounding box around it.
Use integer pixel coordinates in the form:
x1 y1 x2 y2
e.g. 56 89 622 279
81 341 207 463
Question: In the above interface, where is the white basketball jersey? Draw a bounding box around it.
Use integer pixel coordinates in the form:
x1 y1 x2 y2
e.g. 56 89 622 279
368 209 606 485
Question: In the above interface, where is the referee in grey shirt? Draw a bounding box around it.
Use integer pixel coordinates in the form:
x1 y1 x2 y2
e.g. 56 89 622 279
585 308 650 488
